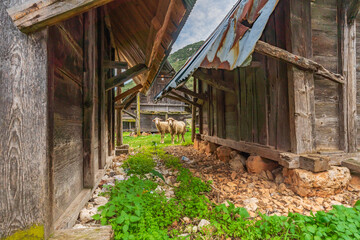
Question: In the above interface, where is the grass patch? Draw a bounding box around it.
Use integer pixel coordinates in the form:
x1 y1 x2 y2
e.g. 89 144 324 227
123 131 193 150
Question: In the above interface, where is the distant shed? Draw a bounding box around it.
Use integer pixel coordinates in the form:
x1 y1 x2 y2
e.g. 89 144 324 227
122 61 190 133
156 0 360 173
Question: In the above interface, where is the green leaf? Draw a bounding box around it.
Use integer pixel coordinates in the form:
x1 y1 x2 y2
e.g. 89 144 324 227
123 224 129 233
92 214 100 220
307 225 317 234
150 170 165 181
130 215 140 222
354 200 360 208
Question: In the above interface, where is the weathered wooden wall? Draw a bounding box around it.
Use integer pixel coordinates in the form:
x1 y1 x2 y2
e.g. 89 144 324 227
0 0 49 238
198 0 291 152
48 16 85 222
311 0 341 151
356 14 360 148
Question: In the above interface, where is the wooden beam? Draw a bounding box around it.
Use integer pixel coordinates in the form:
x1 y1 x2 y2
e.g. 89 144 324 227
123 110 136 119
136 93 141 135
342 159 360 173
115 84 143 102
193 70 236 94
83 10 96 188
105 64 147 91
254 40 345 84
340 2 358 153
121 93 137 110
7 0 115 33
177 86 206 100
104 60 128 70
116 88 123 147
201 135 283 162
146 0 175 67
169 91 201 108
191 79 197 142
348 0 360 23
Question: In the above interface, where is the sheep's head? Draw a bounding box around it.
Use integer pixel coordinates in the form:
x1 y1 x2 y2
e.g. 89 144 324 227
167 117 175 127
152 117 162 124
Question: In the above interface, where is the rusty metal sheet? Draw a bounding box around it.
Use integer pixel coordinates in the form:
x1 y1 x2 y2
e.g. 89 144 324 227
155 0 279 101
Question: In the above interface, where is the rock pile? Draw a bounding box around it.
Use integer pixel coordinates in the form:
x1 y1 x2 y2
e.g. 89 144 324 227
166 145 360 217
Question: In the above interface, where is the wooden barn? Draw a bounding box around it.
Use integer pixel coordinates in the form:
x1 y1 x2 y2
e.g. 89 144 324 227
121 61 190 133
156 0 360 173
0 0 195 238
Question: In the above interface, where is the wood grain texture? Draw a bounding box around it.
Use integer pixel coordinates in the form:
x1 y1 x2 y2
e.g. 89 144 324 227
0 0 48 237
286 0 316 154
7 0 115 33
48 15 84 222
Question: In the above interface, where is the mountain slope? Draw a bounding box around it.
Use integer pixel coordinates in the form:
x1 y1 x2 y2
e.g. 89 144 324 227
168 41 204 72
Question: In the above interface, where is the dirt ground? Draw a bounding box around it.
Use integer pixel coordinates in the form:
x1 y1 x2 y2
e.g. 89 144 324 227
165 145 360 218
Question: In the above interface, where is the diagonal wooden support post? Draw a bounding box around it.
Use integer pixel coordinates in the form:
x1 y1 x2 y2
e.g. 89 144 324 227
105 64 147 91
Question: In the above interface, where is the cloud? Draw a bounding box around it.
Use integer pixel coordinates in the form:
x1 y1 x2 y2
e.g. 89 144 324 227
172 0 238 53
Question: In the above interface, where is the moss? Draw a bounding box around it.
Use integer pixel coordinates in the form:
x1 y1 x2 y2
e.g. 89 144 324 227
3 225 44 240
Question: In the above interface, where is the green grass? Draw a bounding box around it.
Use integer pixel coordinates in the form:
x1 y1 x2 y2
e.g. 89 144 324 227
123 130 193 150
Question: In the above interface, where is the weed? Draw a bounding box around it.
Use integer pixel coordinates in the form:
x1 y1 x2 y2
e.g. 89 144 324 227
122 153 156 176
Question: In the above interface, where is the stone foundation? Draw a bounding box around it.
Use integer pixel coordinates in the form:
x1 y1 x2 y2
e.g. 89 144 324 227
283 167 351 197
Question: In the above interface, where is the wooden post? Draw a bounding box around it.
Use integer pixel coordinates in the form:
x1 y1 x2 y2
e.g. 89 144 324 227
286 0 316 154
198 78 204 134
83 10 96 188
339 1 358 152
116 87 123 147
191 78 197 142
136 92 141 136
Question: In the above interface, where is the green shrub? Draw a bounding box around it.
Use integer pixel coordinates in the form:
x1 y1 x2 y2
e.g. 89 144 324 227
122 153 156 176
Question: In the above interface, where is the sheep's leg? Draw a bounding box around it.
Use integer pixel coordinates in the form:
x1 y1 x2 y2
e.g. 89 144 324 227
171 134 174 144
182 133 185 143
177 134 180 142
161 133 164 144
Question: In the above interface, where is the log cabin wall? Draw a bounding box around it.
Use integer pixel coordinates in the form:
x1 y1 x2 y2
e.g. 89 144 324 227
0 0 49 237
356 15 360 149
311 0 341 151
199 0 291 152
47 8 113 225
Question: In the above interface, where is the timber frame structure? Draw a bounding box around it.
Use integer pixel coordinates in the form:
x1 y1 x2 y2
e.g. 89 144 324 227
156 0 360 173
0 0 195 238
120 61 191 133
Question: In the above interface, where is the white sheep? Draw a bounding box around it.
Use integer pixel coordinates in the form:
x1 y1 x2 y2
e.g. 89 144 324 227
152 117 170 144
167 117 186 144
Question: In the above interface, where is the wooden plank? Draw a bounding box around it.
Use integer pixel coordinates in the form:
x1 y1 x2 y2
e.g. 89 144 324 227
105 64 147 91
234 69 241 141
115 88 122 147
342 158 360 172
146 0 175 67
299 155 330 172
286 0 316 154
201 134 283 162
191 78 197 142
177 86 206 100
7 0 115 33
255 40 344 84
198 79 204 134
239 69 248 141
339 2 357 153
169 91 201 107
194 69 235 94
123 110 136 119
114 84 143 102
255 67 268 145
103 60 128 69
99 9 107 168
83 10 96 188
216 87 225 139
136 93 141 135
245 68 253 142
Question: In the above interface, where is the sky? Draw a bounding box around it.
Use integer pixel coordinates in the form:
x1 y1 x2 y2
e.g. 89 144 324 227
171 0 238 53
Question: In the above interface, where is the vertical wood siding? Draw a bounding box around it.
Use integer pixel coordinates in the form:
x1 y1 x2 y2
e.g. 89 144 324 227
0 0 48 238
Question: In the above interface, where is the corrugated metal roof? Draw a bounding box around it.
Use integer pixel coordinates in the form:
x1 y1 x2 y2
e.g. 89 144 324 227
155 0 279 101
